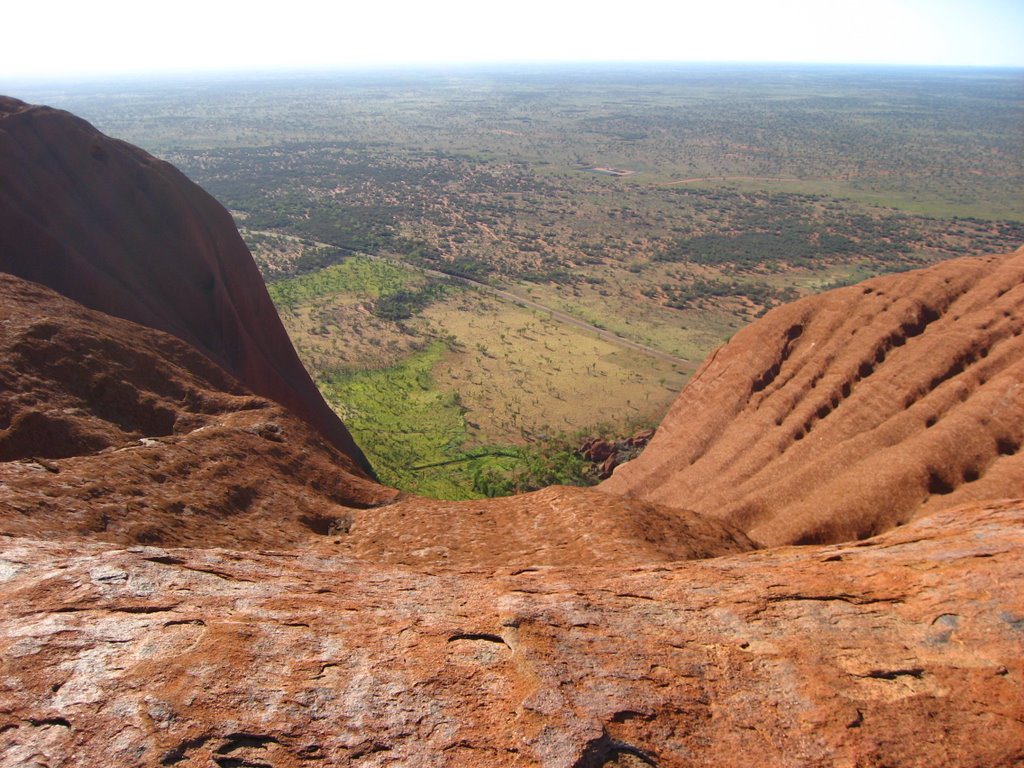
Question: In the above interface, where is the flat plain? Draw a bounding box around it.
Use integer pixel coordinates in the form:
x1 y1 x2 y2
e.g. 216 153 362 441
18 64 1023 496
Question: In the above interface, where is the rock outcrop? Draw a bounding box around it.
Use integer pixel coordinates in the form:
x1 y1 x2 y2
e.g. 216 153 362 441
0 96 373 475
1 501 1021 767
0 272 394 548
604 248 1024 546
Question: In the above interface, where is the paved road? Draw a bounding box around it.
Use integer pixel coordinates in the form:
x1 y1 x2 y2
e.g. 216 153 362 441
253 231 695 370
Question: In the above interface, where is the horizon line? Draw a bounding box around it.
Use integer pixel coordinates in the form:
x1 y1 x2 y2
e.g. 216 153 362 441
6 59 1024 86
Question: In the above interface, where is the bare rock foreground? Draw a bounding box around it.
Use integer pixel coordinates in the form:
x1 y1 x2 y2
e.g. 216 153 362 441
1 97 1022 766
1 502 1021 767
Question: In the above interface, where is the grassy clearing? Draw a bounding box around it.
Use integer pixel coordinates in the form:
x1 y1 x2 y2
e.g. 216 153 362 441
268 257 420 310
319 342 477 498
421 291 687 445
269 255 441 372
509 267 748 361
319 338 669 498
317 340 601 499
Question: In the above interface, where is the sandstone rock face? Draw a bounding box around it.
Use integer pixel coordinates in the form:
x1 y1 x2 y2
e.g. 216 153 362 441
0 96 373 475
0 273 394 548
0 501 1021 768
604 247 1024 546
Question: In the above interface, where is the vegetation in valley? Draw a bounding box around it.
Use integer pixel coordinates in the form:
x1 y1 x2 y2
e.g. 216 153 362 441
24 65 1022 497
318 339 621 498
267 257 417 309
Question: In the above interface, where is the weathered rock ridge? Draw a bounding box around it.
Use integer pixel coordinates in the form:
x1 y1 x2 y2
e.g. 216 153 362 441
0 273 394 547
1 96 1022 766
0 96 372 475
604 247 1024 546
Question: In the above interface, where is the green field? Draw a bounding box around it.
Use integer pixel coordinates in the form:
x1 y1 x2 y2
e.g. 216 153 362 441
267 257 419 309
268 255 683 496
319 342 476 497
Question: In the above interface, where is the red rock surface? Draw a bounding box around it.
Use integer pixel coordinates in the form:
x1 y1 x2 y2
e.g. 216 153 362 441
338 485 753 567
604 247 1024 546
0 96 373 475
0 273 394 547
0 500 1020 767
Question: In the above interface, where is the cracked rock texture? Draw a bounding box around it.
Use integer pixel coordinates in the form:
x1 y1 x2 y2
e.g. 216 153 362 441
0 501 1021 767
604 246 1024 546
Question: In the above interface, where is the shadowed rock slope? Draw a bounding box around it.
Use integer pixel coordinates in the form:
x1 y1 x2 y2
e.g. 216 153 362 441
0 273 394 548
0 96 373 475
604 247 1024 546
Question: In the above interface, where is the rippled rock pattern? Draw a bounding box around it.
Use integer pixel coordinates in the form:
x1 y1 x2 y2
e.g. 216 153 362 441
605 247 1024 546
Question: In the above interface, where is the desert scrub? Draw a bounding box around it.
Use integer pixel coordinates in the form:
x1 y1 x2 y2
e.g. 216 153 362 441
470 418 658 497
470 439 592 497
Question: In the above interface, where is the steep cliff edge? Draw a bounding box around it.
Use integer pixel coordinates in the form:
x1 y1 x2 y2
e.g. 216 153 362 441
604 247 1024 546
0 96 373 476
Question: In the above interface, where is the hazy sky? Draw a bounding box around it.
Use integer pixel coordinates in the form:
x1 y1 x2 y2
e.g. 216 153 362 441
4 0 1024 80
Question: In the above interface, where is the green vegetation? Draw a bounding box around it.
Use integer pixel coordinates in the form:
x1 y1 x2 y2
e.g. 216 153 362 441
28 66 1021 497
469 434 596 497
320 342 474 498
319 341 605 499
373 282 450 321
267 257 416 309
